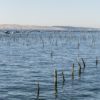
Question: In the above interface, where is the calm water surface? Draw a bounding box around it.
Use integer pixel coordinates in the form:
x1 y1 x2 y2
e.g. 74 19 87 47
0 31 100 100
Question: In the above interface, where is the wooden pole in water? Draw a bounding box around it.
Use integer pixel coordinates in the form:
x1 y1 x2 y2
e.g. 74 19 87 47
62 70 65 84
72 64 74 80
81 58 85 69
96 57 98 67
78 62 81 78
54 69 58 97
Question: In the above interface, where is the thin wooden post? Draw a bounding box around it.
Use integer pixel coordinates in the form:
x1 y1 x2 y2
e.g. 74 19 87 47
72 64 74 80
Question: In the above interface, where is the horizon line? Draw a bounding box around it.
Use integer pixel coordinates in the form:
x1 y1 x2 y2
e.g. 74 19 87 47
0 24 99 29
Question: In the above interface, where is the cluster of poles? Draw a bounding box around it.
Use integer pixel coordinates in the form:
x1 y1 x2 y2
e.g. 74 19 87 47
36 57 98 99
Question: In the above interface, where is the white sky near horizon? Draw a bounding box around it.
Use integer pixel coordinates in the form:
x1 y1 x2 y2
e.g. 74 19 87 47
0 0 100 28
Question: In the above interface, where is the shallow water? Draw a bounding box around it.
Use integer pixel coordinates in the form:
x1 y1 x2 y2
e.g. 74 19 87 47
0 31 100 100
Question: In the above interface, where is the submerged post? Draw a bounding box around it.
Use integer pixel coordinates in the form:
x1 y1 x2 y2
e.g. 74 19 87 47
62 70 65 85
54 69 58 97
72 64 74 80
96 57 98 67
78 62 81 78
81 58 86 70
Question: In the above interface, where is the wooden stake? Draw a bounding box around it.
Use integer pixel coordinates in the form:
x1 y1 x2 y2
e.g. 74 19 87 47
72 64 74 80
54 69 58 97
78 62 81 78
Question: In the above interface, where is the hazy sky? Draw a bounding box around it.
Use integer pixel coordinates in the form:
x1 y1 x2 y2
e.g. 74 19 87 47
0 0 100 27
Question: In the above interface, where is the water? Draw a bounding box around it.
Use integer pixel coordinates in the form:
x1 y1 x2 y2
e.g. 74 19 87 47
0 31 100 100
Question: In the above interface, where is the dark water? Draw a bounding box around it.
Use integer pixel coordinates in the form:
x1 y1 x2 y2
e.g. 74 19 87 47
0 31 100 100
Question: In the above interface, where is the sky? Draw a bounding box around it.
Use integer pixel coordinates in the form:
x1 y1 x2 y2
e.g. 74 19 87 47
0 0 100 28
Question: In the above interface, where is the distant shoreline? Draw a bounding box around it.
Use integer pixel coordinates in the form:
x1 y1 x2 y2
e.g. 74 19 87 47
0 24 100 32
